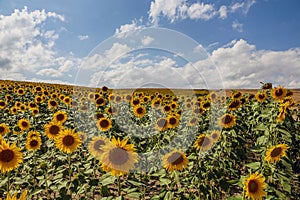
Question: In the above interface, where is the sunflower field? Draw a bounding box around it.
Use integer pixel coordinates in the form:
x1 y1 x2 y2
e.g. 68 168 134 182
0 80 299 200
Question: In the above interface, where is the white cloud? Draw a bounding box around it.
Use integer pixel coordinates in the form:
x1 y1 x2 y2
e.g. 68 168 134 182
82 39 300 89
115 20 143 38
0 7 79 81
141 35 154 46
219 5 227 19
232 20 243 32
148 0 256 24
230 0 256 14
78 35 89 40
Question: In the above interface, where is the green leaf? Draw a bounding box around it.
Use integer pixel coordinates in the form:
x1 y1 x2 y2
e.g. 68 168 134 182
101 175 116 186
245 162 260 170
159 178 171 186
227 196 243 200
127 192 142 199
127 180 143 187
163 191 174 200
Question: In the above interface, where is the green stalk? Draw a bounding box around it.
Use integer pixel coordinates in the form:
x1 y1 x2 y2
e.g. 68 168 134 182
117 176 121 196
7 171 10 193
44 169 49 198
33 152 37 191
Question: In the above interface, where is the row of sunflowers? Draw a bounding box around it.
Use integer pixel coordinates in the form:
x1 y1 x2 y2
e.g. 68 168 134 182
0 80 299 199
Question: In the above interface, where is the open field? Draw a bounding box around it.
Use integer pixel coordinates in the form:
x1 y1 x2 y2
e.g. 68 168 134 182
0 80 299 199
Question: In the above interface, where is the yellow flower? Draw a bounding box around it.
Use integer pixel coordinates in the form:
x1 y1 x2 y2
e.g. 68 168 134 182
265 144 289 164
100 137 138 176
53 110 68 124
255 91 268 102
26 137 42 151
88 136 109 158
162 149 188 171
5 189 28 200
0 140 23 173
244 172 267 200
194 134 213 151
44 121 63 140
133 105 146 118
96 118 112 132
271 85 286 101
0 123 10 136
18 119 30 131
218 113 236 128
55 128 81 154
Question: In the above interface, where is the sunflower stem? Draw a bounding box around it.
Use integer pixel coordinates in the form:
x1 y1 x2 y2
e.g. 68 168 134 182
7 171 10 193
33 152 37 191
68 153 72 183
44 169 49 199
117 176 121 196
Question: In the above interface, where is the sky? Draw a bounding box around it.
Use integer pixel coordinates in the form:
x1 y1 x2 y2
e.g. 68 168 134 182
0 0 299 89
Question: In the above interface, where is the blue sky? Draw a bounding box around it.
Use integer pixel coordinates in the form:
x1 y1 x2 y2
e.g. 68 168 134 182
0 0 299 88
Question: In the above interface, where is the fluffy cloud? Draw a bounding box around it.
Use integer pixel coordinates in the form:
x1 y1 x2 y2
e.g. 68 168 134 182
115 20 144 38
148 0 256 24
82 39 300 89
0 7 79 81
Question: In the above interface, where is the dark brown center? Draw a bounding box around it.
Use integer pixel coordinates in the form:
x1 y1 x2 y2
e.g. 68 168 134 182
100 119 109 128
167 152 184 165
223 115 233 124
248 180 258 193
56 114 65 121
30 140 38 147
270 147 282 157
108 147 129 165
0 149 14 162
63 135 75 146
49 125 60 135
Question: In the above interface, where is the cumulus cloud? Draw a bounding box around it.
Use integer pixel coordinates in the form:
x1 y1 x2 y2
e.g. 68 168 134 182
141 35 154 46
148 0 255 24
82 39 300 89
0 6 79 81
115 20 144 38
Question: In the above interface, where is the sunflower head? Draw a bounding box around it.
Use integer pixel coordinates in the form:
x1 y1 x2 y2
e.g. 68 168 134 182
227 99 241 111
0 123 10 136
255 91 268 102
194 134 213 151
155 118 168 132
44 121 63 140
88 136 109 157
265 143 289 164
18 119 30 131
53 110 68 124
55 128 81 154
0 140 23 173
100 137 138 176
133 105 147 118
244 172 267 200
26 137 42 151
210 130 221 142
97 118 112 132
162 149 188 172
167 115 179 129
218 113 236 129
271 86 287 101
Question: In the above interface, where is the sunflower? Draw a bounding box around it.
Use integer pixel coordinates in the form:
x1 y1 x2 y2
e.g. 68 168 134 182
55 128 81 154
31 108 39 116
167 115 179 128
265 144 289 164
162 149 188 171
53 110 68 124
0 100 6 109
0 123 10 136
0 140 23 173
155 118 168 132
210 130 221 142
63 96 72 105
188 117 198 127
10 107 18 115
16 88 25 95
88 136 109 157
44 121 63 139
100 137 138 176
47 99 58 109
218 113 236 128
227 99 241 111
271 86 287 101
194 134 213 151
95 97 106 107
105 106 118 116
255 91 268 102
97 118 112 132
151 99 161 110
27 131 41 139
34 95 44 103
26 137 42 151
18 119 30 131
133 105 146 118
244 172 267 200
201 101 211 110
231 91 242 99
